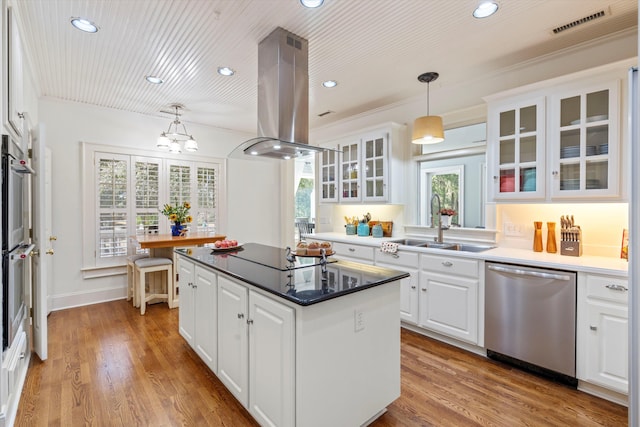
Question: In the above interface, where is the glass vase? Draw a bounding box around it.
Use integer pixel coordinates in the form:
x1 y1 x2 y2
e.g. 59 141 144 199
171 222 183 236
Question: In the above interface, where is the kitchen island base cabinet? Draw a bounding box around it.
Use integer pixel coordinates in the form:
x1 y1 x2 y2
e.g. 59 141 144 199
295 282 400 427
217 276 295 427
178 258 217 373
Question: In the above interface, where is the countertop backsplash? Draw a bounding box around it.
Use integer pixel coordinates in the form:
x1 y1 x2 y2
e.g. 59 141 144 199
496 203 628 258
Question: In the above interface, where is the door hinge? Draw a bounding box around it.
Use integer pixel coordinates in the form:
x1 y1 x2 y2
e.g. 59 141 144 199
30 307 33 318
29 228 33 239
176 273 179 282
28 148 32 159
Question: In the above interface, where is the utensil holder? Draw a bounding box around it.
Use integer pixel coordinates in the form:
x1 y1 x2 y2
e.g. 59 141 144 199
345 224 356 235
357 223 370 236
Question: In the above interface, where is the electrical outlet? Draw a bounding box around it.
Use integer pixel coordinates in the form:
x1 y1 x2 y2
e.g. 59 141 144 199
354 309 365 332
504 222 523 237
318 217 330 224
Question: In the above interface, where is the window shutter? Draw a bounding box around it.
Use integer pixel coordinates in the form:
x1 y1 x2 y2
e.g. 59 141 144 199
196 165 217 232
97 157 129 260
134 159 160 238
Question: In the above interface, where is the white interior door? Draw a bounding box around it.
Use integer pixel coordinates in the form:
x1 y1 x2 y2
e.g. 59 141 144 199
31 123 51 361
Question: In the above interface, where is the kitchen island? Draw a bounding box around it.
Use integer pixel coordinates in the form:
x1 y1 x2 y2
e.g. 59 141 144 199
176 243 409 427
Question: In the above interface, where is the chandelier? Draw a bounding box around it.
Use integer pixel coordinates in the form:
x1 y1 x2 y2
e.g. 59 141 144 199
157 104 198 153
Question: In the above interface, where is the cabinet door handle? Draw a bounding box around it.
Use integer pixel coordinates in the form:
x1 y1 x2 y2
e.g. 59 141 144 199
411 285 416 290
590 325 598 331
237 313 244 319
348 248 356 252
421 288 427 292
605 284 628 292
247 319 254 325
442 261 453 267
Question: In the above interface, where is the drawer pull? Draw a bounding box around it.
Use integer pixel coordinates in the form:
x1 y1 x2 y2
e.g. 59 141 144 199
590 325 598 331
442 261 453 267
605 284 628 292
247 319 254 325
348 248 356 252
421 287 427 292
411 285 416 290
237 313 244 319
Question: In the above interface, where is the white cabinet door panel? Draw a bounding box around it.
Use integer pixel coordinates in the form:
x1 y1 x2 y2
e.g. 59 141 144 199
217 276 249 407
194 266 217 373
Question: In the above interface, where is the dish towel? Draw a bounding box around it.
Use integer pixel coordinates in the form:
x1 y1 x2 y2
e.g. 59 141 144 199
381 242 399 254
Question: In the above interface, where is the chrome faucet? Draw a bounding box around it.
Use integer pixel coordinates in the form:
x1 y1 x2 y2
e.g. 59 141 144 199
431 194 444 243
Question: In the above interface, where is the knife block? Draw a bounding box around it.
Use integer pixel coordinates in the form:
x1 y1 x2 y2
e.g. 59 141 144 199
561 229 583 257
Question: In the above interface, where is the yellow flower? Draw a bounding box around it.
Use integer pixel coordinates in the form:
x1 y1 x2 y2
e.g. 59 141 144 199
186 215 193 223
183 202 191 209
169 213 177 221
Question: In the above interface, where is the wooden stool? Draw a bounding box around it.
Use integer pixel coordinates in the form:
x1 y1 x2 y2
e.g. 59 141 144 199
127 254 148 307
135 257 173 315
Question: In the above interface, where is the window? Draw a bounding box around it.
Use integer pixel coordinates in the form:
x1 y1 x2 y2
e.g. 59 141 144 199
82 143 225 273
420 165 464 227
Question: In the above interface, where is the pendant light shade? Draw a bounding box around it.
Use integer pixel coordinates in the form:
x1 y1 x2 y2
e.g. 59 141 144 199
412 115 444 144
412 72 444 144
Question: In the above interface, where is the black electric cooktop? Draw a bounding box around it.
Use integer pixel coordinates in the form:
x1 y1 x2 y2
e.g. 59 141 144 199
227 243 336 271
176 244 408 306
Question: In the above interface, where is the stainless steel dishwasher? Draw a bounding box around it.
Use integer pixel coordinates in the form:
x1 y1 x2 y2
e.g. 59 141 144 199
485 262 577 386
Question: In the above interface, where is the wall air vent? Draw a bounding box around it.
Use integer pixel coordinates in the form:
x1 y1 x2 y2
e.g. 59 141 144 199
552 10 607 34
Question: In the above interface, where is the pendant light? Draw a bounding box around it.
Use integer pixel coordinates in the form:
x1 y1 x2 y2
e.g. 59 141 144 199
412 72 444 144
157 104 198 153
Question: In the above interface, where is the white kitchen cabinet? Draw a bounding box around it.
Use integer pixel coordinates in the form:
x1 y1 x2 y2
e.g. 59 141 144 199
487 97 546 200
318 143 339 202
177 256 218 373
217 275 250 406
577 273 628 395
217 275 295 426
418 254 480 344
485 64 627 202
331 241 375 265
248 291 295 427
319 122 407 204
549 81 619 198
375 250 420 325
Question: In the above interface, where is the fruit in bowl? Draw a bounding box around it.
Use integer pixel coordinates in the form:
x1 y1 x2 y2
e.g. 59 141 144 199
214 239 239 249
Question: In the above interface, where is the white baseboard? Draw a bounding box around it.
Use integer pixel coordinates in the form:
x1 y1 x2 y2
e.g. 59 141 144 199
50 286 127 311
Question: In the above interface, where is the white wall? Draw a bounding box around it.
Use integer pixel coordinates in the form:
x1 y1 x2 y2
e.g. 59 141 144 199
38 98 283 309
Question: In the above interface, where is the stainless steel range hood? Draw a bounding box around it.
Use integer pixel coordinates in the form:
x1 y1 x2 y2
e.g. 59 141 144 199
230 27 333 160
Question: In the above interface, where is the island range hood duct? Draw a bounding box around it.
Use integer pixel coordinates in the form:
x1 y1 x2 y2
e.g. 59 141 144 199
230 27 333 160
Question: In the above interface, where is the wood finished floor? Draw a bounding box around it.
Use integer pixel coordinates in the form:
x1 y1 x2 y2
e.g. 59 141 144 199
16 300 627 426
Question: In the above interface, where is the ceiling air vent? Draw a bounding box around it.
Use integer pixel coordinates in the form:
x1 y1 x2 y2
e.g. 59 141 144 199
552 10 607 34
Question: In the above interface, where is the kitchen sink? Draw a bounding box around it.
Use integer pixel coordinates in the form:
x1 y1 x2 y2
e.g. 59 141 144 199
387 238 431 246
443 243 496 253
388 239 495 253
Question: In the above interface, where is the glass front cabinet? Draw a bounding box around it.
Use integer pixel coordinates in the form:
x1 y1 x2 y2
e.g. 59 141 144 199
486 69 624 202
319 146 339 203
318 123 406 204
488 97 546 200
549 81 619 199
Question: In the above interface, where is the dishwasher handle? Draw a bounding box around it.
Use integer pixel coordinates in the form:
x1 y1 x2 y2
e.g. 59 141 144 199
487 264 572 281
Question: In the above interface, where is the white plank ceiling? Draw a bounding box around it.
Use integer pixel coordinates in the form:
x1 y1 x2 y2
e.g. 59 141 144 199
11 0 638 135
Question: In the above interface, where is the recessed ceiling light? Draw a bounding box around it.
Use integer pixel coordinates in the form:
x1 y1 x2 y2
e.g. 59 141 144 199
145 75 163 84
322 80 337 88
473 1 499 18
217 66 235 76
300 0 324 8
70 17 98 33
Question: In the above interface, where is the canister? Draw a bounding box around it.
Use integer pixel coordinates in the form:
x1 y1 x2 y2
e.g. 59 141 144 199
372 224 383 238
357 223 370 236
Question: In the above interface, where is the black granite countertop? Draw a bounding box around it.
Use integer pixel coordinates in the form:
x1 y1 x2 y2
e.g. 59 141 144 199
176 243 409 306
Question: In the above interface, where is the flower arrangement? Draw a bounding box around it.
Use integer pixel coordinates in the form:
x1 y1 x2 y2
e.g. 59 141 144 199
161 202 193 224
440 208 456 216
